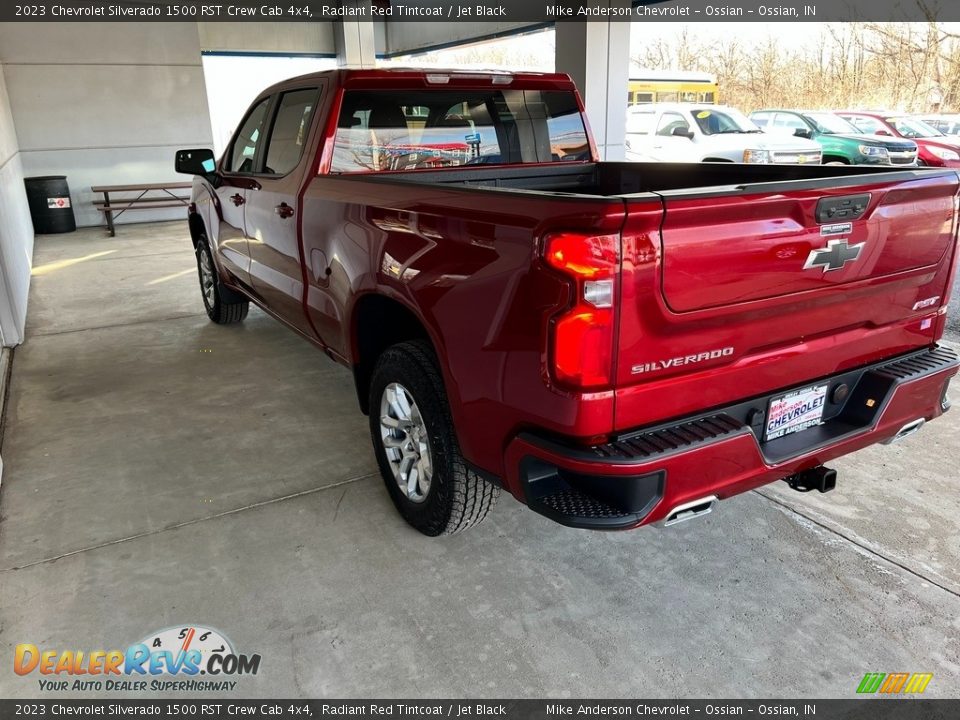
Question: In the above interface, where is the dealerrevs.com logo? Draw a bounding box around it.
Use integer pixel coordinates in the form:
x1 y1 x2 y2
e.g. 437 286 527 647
14 625 261 693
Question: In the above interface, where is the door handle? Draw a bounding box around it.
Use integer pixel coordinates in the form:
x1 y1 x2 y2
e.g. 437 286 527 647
275 202 295 219
229 193 245 206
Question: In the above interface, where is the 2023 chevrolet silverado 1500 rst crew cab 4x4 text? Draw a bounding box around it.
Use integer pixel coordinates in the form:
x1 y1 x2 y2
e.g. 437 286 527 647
175 69 959 536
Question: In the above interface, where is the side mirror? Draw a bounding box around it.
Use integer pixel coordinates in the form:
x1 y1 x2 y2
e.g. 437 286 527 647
793 128 812 139
175 148 216 175
875 129 891 136
672 127 694 139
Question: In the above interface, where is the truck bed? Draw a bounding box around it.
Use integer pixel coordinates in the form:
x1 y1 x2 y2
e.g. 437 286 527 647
325 160 958 441
361 161 948 197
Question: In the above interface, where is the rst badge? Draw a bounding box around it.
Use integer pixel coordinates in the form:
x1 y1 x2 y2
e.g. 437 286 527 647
804 239 864 272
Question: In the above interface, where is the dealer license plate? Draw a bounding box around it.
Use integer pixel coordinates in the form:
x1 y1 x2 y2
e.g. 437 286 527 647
764 384 828 441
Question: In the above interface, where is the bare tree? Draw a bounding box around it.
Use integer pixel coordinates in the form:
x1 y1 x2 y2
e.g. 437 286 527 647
631 22 960 114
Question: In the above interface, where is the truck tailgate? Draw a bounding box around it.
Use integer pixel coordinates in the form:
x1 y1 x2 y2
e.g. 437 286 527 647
614 170 959 432
660 173 957 311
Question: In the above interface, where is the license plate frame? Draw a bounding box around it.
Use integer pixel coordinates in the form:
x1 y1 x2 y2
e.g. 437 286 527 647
764 383 828 441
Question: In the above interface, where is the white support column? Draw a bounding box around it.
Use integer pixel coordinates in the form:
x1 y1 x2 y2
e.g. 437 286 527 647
334 2 376 68
554 8 631 160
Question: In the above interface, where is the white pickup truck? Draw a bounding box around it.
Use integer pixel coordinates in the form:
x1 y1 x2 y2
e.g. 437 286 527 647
626 103 823 164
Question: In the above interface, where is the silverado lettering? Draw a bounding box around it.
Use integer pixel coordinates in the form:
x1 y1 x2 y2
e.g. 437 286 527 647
631 347 735 375
175 69 959 537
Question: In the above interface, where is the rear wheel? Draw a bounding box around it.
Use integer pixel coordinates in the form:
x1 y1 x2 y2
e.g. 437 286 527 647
369 340 498 536
196 237 249 324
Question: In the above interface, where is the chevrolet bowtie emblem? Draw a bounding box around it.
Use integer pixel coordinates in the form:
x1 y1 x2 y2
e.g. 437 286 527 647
803 239 864 272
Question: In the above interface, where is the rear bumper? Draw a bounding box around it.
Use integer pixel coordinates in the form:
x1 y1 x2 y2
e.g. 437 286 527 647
505 346 958 530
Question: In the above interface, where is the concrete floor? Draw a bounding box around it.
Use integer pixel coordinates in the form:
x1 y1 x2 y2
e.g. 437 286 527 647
1 220 958 699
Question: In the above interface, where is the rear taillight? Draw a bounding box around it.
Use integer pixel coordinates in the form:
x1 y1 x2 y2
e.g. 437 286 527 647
544 232 620 389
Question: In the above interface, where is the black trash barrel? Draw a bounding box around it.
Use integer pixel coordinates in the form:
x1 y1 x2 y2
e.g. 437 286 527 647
24 175 76 234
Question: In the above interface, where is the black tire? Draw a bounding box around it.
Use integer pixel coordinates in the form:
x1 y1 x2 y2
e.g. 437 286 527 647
196 237 249 324
368 340 499 536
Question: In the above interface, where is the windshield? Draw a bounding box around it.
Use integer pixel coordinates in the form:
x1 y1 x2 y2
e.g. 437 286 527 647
804 112 861 135
689 107 761 135
886 116 944 138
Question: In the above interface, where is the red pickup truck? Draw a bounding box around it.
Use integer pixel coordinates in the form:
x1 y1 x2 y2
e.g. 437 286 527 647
176 69 959 536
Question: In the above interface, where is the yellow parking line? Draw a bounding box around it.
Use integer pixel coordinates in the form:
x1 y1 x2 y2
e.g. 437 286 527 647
31 250 117 276
146 269 194 286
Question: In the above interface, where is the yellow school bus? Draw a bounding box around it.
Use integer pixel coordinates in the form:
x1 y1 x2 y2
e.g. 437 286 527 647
628 71 719 105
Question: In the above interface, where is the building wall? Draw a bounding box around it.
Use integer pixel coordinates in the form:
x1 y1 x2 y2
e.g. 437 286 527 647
0 23 214 228
197 22 338 55
383 21 539 57
0 61 33 347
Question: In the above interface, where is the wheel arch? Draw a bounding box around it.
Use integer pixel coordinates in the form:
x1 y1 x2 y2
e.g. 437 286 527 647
350 293 439 415
187 211 206 249
822 154 850 165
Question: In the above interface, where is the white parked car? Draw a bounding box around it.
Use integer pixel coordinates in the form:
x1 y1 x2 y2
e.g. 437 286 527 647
626 104 823 164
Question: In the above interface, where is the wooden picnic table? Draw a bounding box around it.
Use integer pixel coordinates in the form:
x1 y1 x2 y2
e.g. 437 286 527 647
91 181 192 236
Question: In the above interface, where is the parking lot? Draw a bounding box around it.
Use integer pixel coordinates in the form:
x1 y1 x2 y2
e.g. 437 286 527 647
0 222 957 698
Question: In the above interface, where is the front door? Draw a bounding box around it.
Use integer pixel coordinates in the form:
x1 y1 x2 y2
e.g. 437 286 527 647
214 96 273 288
244 86 323 338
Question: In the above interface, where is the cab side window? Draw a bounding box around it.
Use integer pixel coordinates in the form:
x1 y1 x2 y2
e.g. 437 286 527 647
227 98 271 173
656 112 690 137
846 116 883 134
773 113 806 130
263 88 321 176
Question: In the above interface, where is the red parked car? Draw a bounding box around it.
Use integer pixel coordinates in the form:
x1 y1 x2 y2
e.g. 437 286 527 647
837 111 960 167
175 70 959 536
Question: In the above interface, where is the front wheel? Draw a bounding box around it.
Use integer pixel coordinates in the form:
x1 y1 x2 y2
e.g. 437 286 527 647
196 238 249 324
369 340 499 536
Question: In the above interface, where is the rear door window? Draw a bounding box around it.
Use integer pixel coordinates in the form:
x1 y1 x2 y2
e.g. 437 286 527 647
846 115 885 134
626 111 656 134
773 113 807 130
263 88 320 176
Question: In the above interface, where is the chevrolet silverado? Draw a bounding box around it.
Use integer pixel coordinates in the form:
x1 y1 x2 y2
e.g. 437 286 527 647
175 69 959 536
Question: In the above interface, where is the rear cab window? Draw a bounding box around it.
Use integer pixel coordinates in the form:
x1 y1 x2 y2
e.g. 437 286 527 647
330 88 590 173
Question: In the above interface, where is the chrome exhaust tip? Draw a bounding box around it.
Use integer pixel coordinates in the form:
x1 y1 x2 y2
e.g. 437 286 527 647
882 418 925 445
661 495 718 527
